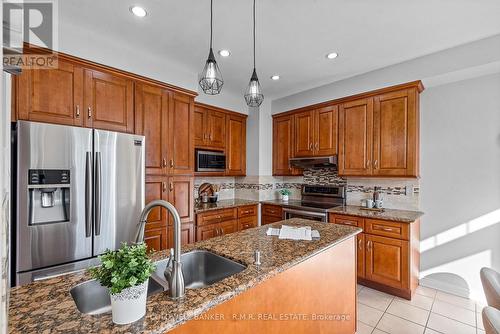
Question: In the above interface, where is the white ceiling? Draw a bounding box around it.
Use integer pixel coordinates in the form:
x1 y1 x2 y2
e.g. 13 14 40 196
60 0 500 100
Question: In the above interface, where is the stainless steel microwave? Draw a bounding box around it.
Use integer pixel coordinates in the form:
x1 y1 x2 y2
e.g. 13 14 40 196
196 150 226 172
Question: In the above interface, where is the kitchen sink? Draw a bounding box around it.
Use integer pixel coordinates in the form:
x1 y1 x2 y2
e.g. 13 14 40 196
70 250 245 315
152 250 246 289
70 278 164 315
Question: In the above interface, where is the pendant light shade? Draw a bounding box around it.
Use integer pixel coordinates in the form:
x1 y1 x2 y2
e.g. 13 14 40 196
199 0 223 95
245 0 264 107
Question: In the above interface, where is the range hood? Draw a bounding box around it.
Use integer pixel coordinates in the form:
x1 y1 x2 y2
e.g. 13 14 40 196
289 155 338 169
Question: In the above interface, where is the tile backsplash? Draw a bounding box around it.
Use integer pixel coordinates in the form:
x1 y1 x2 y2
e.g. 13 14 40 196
194 168 420 211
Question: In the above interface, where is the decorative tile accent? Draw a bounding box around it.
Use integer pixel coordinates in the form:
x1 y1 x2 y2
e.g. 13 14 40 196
303 168 347 186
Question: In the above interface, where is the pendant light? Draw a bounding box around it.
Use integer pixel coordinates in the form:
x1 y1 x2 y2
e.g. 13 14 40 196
244 0 264 107
199 0 223 95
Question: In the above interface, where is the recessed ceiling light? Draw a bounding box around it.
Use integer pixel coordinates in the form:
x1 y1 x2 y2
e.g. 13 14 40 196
130 6 147 17
326 52 338 59
218 49 231 57
271 75 280 81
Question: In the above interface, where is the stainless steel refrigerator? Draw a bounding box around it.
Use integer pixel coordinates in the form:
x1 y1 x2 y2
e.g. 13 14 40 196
13 121 145 285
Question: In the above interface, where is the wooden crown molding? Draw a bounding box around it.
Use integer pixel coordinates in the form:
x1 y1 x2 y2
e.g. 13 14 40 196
22 43 198 97
273 80 424 118
195 101 247 119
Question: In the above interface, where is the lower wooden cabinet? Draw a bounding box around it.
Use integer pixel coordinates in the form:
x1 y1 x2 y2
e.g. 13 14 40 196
144 227 167 252
195 204 258 242
330 213 419 299
261 204 284 225
168 222 195 247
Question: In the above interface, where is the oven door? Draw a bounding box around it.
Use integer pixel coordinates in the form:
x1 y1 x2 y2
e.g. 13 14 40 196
282 208 328 222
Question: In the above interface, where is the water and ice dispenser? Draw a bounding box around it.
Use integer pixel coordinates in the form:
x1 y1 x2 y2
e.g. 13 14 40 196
28 170 71 225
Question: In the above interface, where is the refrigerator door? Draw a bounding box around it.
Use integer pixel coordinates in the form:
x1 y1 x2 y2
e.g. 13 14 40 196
93 129 145 255
16 121 93 272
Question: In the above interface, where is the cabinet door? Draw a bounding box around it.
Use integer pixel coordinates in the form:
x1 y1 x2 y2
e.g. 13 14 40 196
357 233 366 279
145 176 169 230
167 176 194 224
226 115 246 176
339 98 373 175
16 60 84 126
84 69 134 133
219 220 238 236
144 227 168 252
168 93 194 174
373 89 418 177
238 216 257 231
365 234 409 289
196 224 218 241
273 115 301 175
262 215 283 226
294 110 315 157
315 105 338 156
135 83 169 176
168 222 195 247
207 110 226 149
194 106 207 147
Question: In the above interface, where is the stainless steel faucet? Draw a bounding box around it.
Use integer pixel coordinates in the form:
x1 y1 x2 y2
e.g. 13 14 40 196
135 200 185 299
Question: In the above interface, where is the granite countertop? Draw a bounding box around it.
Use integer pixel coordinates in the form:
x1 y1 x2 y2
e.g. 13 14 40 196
194 198 259 213
8 219 361 334
328 205 423 223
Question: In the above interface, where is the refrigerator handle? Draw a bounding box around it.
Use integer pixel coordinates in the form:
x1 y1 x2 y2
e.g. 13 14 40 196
85 152 92 238
94 152 102 236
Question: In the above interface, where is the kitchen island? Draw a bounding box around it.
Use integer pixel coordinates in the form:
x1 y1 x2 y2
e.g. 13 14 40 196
8 219 361 333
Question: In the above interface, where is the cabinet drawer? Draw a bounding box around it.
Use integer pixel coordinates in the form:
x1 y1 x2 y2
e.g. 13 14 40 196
365 219 409 240
262 204 283 218
197 208 237 226
238 205 258 218
238 216 257 231
262 215 282 225
330 214 364 230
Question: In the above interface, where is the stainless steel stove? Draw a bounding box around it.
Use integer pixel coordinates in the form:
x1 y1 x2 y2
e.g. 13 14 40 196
281 185 346 222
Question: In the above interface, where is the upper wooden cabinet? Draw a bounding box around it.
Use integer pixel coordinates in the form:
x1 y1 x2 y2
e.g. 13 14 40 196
226 114 246 176
15 60 84 126
294 106 338 158
339 98 374 176
273 114 301 176
169 93 194 174
194 105 226 150
84 69 135 133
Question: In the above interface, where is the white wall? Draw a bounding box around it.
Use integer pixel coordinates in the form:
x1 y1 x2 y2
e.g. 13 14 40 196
419 73 500 301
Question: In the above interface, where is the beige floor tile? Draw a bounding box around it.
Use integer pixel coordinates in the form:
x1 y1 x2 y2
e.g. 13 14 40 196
358 287 394 311
395 294 434 311
372 330 388 334
427 313 476 334
424 329 441 334
356 320 374 334
357 302 384 327
386 300 430 325
376 313 425 334
357 284 365 294
415 285 437 298
435 291 476 311
431 300 476 326
476 311 484 330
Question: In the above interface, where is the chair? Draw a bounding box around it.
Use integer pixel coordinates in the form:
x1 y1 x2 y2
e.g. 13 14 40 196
483 307 500 334
481 267 500 309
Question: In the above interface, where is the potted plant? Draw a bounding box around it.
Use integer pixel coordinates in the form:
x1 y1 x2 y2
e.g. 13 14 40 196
89 242 156 325
279 189 291 202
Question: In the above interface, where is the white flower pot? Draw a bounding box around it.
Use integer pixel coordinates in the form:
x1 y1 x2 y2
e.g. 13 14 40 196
282 194 289 202
110 279 148 325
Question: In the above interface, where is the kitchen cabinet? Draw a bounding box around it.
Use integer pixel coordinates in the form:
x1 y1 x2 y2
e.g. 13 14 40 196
294 106 338 158
169 93 194 174
167 176 194 224
273 114 301 176
135 83 169 176
261 204 283 226
144 176 168 251
84 68 135 133
338 98 373 176
168 222 195 246
330 213 419 299
193 105 226 150
144 227 168 252
372 88 419 177
226 114 246 176
15 60 84 126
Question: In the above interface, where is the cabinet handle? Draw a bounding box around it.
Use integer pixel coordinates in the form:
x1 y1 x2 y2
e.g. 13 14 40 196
315 142 319 150
309 143 313 151
169 182 173 192
219 228 224 236
162 182 167 192
366 159 371 168
358 238 363 250
87 107 92 119
170 159 174 168
374 160 378 169
209 134 213 141
367 240 372 251
75 105 80 118
162 158 167 168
